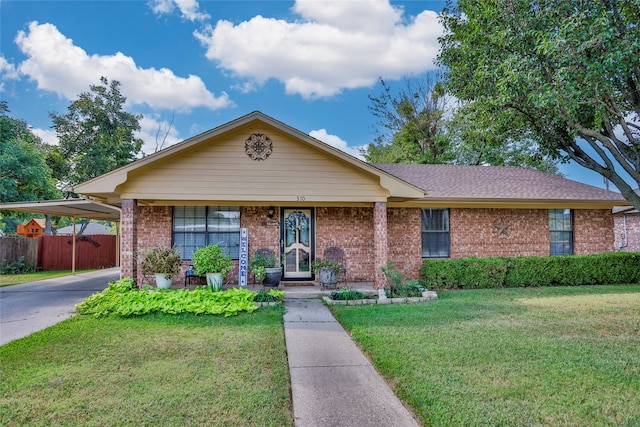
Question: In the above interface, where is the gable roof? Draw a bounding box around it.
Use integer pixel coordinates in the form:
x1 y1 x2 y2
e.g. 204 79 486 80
375 164 628 209
74 111 424 204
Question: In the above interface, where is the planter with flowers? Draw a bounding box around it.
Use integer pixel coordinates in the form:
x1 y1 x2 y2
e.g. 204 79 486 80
312 258 341 289
140 246 183 289
192 244 233 291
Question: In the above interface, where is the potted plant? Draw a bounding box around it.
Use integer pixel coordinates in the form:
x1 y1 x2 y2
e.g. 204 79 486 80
192 244 233 291
140 246 183 289
312 258 341 289
250 251 281 287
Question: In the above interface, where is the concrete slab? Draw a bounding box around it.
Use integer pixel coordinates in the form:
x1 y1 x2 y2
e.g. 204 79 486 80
285 321 371 368
290 365 420 427
0 268 118 345
284 298 420 427
284 298 338 323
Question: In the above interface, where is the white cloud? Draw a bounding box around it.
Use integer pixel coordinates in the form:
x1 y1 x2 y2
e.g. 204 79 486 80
32 127 58 145
0 55 19 92
149 0 210 22
137 115 182 155
15 22 231 111
194 0 442 99
309 128 366 160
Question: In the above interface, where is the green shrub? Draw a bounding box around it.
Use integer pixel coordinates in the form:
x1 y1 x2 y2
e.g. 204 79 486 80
254 288 285 302
1 256 36 274
386 280 425 297
76 278 260 317
329 287 365 300
422 252 640 289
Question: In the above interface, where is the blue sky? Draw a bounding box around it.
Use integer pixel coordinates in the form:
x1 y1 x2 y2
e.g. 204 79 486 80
0 0 617 190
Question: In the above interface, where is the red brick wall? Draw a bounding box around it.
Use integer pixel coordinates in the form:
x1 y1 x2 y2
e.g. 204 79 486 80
136 206 173 285
316 207 375 282
387 208 422 280
120 199 138 280
450 208 549 258
125 204 616 286
449 208 614 258
242 206 280 259
614 212 640 252
574 209 614 254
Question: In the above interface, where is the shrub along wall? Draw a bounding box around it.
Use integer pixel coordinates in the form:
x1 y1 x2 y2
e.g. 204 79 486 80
421 252 640 289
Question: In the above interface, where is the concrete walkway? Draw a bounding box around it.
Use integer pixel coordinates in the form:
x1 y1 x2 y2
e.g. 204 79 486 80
284 297 420 427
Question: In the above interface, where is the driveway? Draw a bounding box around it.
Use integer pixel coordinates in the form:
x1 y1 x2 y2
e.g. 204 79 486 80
0 268 120 346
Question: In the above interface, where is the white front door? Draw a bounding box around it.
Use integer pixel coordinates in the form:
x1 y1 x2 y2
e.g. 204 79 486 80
282 208 313 280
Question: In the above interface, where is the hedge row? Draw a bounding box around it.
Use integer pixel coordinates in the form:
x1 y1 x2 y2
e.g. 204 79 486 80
421 252 640 289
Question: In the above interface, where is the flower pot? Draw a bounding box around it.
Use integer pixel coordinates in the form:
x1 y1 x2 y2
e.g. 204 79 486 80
318 267 338 287
263 267 282 287
206 272 224 291
154 273 173 289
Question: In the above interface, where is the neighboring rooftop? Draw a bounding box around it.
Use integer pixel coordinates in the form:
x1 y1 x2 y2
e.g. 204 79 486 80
375 164 628 208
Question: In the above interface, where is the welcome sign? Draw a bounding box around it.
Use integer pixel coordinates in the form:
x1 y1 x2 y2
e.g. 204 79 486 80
239 228 248 287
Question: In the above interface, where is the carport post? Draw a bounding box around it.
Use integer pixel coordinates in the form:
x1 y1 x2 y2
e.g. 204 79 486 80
72 215 76 275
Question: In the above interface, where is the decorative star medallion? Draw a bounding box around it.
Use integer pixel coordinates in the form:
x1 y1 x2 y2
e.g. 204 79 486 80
493 217 511 237
245 133 273 161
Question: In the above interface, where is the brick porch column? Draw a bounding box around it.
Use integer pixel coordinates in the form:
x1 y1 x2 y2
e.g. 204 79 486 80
120 199 138 282
373 201 388 289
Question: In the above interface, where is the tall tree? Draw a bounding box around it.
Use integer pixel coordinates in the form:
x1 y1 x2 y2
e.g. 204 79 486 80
50 77 143 189
364 76 560 173
364 77 452 164
438 0 640 209
0 101 60 203
446 102 560 174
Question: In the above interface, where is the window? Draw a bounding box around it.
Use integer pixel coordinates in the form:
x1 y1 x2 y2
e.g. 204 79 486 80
549 209 573 255
421 208 450 258
173 206 240 260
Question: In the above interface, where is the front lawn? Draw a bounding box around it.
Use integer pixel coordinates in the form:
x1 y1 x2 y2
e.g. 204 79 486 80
331 285 640 426
0 307 293 426
0 270 97 287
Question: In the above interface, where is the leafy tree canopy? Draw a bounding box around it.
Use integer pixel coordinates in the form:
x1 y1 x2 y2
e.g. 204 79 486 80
438 0 640 209
50 77 143 190
363 76 560 174
364 77 452 164
0 101 60 204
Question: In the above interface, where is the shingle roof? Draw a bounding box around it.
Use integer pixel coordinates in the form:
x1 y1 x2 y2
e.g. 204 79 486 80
373 164 628 204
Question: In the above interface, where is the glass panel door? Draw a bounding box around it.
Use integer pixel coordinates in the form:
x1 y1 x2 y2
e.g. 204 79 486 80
282 209 313 279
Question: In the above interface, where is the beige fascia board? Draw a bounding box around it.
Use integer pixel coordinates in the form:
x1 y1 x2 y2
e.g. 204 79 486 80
388 197 630 209
126 192 390 204
137 200 375 208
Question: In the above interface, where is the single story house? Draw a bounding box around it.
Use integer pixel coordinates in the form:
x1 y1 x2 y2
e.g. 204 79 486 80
57 222 112 236
73 112 629 288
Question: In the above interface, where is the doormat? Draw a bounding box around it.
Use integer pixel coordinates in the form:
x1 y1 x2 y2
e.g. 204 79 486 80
283 282 316 287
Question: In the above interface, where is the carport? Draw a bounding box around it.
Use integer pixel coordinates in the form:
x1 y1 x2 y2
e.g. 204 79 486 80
0 199 121 274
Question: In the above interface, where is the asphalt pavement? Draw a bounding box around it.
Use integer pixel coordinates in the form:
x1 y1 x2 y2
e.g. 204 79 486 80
0 268 120 345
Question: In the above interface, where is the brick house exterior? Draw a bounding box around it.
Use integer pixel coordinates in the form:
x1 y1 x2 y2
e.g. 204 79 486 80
614 208 640 253
73 112 629 288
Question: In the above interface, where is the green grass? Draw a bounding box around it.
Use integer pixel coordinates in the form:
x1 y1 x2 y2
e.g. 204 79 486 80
0 307 293 427
0 270 97 287
330 285 640 427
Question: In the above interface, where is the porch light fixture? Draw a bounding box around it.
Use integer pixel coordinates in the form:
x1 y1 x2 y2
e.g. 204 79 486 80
267 206 275 218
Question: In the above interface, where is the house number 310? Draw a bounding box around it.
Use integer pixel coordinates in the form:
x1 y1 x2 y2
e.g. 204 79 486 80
296 195 306 201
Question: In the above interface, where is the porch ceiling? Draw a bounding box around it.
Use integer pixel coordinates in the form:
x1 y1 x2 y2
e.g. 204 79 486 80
0 199 121 221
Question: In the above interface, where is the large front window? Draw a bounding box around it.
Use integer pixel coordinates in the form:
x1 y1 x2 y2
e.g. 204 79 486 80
172 206 240 260
549 209 573 255
422 208 450 258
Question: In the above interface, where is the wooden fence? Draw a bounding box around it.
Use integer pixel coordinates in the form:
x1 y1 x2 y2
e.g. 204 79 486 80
38 235 117 271
0 237 38 267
